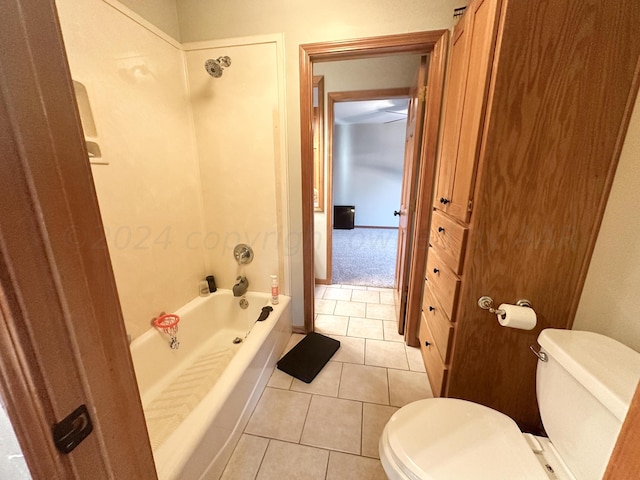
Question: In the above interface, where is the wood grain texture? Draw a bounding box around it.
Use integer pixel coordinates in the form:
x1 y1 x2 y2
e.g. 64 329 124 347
404 31 449 347
426 248 461 320
429 209 468 274
446 0 640 432
0 0 157 476
604 382 640 479
419 315 448 396
421 285 455 363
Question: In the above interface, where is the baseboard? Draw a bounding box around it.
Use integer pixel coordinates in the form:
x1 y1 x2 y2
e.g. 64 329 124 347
355 225 398 230
292 326 307 334
315 278 330 285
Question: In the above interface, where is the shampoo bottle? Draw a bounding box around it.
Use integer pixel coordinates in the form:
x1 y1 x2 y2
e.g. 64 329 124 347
270 275 279 305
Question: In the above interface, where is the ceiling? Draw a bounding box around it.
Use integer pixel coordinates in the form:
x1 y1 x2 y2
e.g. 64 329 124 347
334 98 409 125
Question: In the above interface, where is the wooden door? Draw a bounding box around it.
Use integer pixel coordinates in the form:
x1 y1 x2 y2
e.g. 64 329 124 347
0 1 157 477
394 57 429 333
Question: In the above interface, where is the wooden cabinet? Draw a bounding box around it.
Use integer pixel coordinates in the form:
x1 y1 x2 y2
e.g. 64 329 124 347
434 0 500 223
419 0 640 432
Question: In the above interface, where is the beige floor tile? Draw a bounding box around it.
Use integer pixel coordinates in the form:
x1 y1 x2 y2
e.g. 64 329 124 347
345 284 367 290
388 369 433 407
326 451 388 480
366 287 391 292
301 395 362 454
315 314 349 336
267 367 293 389
339 363 389 405
379 290 396 305
405 345 426 372
334 300 366 317
365 339 409 370
361 403 398 459
351 289 380 304
383 321 404 342
257 440 329 480
328 335 365 364
324 287 353 301
245 387 311 442
347 317 384 340
221 434 269 480
314 285 327 298
366 303 397 321
315 298 336 315
291 361 342 396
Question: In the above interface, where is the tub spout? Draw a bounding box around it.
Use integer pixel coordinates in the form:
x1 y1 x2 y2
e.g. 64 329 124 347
233 276 249 297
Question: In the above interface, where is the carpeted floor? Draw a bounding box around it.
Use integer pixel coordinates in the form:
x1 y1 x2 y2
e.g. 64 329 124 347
331 227 398 288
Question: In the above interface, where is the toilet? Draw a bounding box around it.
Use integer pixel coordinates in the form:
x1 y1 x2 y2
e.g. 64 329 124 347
379 329 640 479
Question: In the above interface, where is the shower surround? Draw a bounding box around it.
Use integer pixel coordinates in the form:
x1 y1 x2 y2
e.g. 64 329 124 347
55 0 289 340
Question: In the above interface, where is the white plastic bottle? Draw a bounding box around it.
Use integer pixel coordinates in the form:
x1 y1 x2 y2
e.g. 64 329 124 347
270 275 279 305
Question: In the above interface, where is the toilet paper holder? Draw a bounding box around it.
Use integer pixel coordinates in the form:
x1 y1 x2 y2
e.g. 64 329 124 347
477 296 532 318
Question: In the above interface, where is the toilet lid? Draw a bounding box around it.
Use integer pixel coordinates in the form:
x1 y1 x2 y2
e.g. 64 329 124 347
385 398 549 480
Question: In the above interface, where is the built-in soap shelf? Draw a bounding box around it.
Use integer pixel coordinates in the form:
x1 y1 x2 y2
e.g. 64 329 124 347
73 80 108 165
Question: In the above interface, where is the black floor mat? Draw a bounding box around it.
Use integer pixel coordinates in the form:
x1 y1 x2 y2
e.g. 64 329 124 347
277 333 340 383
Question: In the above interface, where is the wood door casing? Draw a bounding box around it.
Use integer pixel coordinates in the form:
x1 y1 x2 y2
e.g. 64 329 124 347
394 57 428 334
299 30 450 333
0 0 157 477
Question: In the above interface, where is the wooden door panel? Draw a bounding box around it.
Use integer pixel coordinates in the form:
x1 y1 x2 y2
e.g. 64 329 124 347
395 57 429 332
448 0 501 222
434 17 471 209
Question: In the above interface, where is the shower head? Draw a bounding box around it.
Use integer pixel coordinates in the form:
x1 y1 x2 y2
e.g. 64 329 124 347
204 56 232 78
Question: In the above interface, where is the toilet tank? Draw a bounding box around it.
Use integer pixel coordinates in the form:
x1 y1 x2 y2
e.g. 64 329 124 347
537 329 640 480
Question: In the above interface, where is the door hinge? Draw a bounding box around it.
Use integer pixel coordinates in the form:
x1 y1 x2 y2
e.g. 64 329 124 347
418 85 427 103
468 199 473 212
52 404 93 454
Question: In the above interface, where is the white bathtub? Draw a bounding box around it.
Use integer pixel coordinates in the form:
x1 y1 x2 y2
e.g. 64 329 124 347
130 290 291 479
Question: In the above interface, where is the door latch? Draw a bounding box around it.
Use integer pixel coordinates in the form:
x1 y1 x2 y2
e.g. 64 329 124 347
52 404 93 454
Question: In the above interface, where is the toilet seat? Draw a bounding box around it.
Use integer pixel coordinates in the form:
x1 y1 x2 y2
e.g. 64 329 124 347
379 398 550 480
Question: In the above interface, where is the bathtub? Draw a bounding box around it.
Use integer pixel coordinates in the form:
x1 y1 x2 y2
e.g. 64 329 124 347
130 290 292 479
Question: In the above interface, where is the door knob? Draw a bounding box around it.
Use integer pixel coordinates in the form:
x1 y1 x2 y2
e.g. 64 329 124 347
428 306 435 312
438 226 445 232
439 197 450 205
393 210 401 216
425 341 431 347
433 268 440 274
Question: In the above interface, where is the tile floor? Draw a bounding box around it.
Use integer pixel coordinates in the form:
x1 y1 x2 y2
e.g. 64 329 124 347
221 284 433 479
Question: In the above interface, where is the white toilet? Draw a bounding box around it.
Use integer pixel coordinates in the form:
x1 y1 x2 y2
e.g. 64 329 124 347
379 329 640 479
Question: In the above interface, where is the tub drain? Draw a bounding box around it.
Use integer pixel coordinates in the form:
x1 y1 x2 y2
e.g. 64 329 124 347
232 337 243 344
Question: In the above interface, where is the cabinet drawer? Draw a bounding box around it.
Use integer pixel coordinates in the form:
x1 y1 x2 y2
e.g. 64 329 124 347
419 315 448 397
429 209 468 275
425 248 461 320
421 286 455 363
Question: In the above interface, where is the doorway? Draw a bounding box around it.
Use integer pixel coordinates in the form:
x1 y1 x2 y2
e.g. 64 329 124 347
320 88 412 288
300 30 449 342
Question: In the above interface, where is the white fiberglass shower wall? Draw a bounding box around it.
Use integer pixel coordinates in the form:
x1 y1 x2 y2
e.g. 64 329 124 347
55 0 289 339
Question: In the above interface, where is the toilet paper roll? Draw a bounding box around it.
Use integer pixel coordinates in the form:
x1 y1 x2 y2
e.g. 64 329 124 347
497 303 536 330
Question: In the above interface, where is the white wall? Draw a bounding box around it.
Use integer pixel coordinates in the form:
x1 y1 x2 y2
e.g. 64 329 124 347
56 0 205 339
574 92 640 352
184 38 286 295
177 0 454 317
117 0 181 39
333 122 406 226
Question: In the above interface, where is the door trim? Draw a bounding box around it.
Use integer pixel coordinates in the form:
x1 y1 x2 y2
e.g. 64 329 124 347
300 30 449 334
0 0 157 477
319 87 410 285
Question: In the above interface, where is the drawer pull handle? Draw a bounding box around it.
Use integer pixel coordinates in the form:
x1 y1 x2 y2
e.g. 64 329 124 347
428 306 435 312
425 341 431 347
438 226 445 233
433 268 440 274
440 197 450 205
